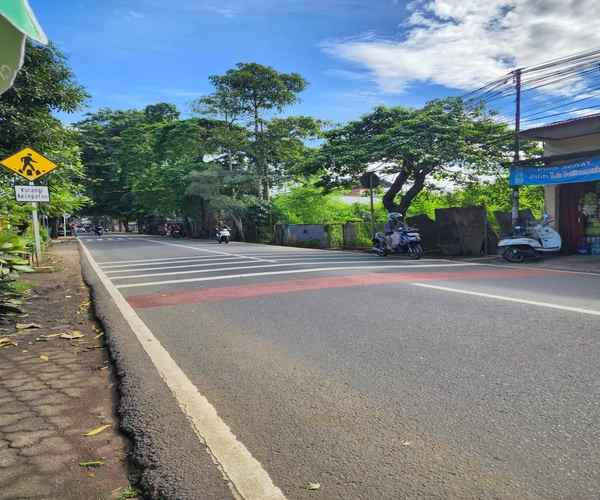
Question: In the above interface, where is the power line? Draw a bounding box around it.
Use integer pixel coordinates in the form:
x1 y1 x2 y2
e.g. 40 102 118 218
520 85 600 120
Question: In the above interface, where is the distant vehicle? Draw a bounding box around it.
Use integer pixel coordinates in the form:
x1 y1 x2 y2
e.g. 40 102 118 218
498 213 561 262
169 224 185 239
372 213 423 259
216 226 231 244
94 225 104 237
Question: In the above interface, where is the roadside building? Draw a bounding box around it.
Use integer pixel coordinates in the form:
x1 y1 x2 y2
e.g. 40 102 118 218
511 114 600 254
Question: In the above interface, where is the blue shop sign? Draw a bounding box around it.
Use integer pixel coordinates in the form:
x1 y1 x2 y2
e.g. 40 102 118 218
510 156 600 186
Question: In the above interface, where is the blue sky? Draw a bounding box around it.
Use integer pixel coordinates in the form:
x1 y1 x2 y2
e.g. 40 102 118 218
33 0 600 125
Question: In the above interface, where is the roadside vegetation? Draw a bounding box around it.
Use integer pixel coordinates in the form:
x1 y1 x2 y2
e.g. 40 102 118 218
0 42 544 279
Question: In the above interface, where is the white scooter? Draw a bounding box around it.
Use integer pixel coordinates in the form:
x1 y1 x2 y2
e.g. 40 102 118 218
498 214 561 263
216 227 231 244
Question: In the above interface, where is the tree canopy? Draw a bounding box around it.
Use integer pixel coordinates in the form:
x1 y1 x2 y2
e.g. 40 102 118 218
0 42 89 228
311 98 516 214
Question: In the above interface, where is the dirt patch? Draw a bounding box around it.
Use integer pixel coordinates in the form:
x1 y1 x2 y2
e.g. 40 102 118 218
0 240 140 500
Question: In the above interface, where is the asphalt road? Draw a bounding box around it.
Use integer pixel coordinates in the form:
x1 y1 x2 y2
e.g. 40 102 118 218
80 235 600 500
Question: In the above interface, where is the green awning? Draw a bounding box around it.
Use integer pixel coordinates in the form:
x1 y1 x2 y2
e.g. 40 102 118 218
0 0 47 44
0 0 47 95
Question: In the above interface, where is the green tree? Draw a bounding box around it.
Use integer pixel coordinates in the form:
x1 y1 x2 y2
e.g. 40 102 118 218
313 98 515 215
197 63 308 199
0 42 89 230
76 109 146 226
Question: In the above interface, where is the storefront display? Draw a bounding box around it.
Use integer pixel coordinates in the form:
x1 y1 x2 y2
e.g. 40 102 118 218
579 182 600 254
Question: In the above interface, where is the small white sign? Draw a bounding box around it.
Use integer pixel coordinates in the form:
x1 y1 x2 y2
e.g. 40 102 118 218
15 185 50 203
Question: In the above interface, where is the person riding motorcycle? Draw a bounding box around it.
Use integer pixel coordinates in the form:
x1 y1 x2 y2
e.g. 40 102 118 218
384 213 405 247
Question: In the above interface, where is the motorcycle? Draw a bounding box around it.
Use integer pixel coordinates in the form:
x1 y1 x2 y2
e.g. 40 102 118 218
372 224 423 259
94 226 104 237
216 227 231 244
498 213 561 263
169 225 185 238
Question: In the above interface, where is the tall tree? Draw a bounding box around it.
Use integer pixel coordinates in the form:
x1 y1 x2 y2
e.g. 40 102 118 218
197 63 308 199
313 98 515 215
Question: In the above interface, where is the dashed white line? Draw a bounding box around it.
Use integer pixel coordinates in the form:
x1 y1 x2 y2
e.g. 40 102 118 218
412 283 600 316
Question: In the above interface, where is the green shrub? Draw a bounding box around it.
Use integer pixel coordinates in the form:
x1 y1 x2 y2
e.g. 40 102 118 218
0 231 33 315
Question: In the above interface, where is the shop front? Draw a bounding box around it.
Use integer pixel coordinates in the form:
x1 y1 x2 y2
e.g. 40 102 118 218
511 115 600 254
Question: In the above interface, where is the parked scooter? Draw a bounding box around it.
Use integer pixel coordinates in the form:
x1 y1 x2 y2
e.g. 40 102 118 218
498 213 561 263
216 226 231 244
372 213 423 259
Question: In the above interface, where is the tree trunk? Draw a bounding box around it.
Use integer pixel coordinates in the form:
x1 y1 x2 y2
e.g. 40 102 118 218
231 214 245 241
397 171 427 215
382 170 409 212
382 165 430 216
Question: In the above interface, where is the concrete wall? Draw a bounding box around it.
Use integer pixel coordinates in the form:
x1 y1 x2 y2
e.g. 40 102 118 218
279 224 328 247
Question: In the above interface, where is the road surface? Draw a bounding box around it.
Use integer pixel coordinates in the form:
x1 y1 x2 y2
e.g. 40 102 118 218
79 235 600 500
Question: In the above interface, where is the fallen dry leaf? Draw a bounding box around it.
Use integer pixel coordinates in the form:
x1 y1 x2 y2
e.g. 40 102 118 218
83 424 111 437
304 482 321 491
0 338 17 348
79 460 105 468
59 331 85 340
16 323 42 330
39 354 49 362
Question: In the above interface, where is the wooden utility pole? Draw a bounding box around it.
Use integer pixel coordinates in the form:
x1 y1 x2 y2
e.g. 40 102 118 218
512 68 522 227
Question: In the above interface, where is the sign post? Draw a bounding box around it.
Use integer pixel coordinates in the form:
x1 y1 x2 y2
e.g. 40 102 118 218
1 147 59 265
29 182 41 264
360 172 380 238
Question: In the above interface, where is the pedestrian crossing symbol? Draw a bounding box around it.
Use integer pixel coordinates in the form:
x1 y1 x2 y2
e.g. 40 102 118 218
1 147 58 181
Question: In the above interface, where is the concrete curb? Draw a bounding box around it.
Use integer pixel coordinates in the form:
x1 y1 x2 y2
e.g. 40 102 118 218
78 243 233 500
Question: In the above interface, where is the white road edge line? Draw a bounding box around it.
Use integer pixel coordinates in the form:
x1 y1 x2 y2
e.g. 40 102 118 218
412 282 600 316
115 263 479 289
79 241 287 500
147 239 278 263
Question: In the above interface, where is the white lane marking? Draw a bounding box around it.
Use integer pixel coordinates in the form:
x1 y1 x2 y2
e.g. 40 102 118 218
102 255 245 269
412 283 600 317
115 263 479 289
110 261 476 281
104 256 399 273
106 259 256 274
480 262 600 278
147 239 277 263
79 241 287 500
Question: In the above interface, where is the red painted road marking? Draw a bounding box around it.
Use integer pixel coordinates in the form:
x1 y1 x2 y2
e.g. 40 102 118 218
127 269 546 309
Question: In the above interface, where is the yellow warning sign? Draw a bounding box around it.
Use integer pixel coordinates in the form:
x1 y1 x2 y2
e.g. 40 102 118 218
0 147 58 182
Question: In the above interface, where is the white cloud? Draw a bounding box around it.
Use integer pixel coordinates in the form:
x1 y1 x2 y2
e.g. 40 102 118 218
127 10 145 19
323 0 600 93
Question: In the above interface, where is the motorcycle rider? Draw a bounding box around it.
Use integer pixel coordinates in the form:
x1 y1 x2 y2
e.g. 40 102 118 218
384 212 404 248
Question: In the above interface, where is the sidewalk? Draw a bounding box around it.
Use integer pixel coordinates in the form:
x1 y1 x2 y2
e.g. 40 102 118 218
0 241 138 500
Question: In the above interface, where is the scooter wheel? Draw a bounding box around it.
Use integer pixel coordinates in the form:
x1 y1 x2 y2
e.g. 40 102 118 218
409 243 423 260
503 247 525 263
